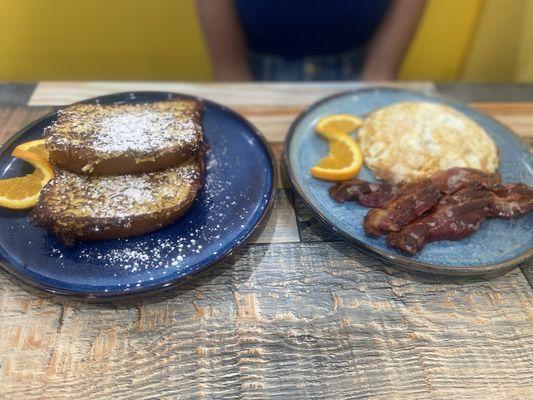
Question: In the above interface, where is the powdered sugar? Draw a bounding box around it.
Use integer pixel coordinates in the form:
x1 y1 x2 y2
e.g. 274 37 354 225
121 186 154 204
47 102 202 155
54 144 256 291
93 110 197 153
45 162 200 219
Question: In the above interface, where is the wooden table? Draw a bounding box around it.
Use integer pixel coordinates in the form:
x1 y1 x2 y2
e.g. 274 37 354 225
1 82 532 399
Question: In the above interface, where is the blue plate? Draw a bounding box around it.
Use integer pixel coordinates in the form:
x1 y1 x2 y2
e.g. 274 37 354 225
285 88 532 275
0 92 275 299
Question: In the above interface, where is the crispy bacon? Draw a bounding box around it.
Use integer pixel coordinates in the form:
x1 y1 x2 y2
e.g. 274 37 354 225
388 189 492 254
363 179 441 237
329 179 399 208
430 167 500 194
329 167 533 255
488 183 533 218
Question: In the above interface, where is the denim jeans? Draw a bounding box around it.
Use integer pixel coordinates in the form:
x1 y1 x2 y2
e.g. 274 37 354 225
249 48 365 81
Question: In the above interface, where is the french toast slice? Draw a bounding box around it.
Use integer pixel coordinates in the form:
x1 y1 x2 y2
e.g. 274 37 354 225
32 156 205 246
45 100 203 175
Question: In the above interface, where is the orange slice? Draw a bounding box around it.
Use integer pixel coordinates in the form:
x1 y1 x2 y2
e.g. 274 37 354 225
13 139 49 161
0 149 54 209
310 134 363 181
315 114 362 140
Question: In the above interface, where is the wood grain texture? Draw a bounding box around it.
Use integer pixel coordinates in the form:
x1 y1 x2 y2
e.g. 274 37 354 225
1 243 532 399
0 84 36 106
28 81 435 107
0 107 52 145
27 82 433 143
1 86 533 399
251 190 300 244
26 82 533 142
471 103 533 138
240 102 533 142
436 83 533 103
269 142 290 189
292 194 340 243
522 264 533 289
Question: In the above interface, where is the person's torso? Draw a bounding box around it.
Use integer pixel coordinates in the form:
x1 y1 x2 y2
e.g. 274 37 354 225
236 0 391 59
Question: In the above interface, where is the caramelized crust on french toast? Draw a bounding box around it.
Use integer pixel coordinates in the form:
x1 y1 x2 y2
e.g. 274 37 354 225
32 156 205 245
45 100 203 175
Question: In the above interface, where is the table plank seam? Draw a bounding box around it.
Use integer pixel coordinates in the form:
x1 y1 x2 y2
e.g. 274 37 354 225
520 267 533 289
287 189 303 242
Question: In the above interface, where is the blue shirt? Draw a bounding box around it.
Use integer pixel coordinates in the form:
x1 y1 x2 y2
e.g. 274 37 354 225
236 0 391 59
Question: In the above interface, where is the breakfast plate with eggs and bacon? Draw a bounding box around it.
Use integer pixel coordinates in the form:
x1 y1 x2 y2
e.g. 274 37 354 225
284 87 532 275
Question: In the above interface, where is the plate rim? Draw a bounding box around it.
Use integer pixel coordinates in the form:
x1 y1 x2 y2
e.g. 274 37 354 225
283 86 532 276
0 91 277 300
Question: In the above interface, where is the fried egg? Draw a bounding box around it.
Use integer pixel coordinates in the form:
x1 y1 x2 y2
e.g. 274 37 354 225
358 102 499 183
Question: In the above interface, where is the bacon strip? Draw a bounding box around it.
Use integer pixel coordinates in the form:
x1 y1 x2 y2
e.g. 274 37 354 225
329 179 399 208
328 168 533 255
363 179 441 237
388 189 492 254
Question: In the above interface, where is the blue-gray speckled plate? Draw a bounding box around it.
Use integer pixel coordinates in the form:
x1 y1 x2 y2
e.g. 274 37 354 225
284 87 532 275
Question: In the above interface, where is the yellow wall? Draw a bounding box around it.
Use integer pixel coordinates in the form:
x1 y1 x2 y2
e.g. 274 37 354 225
461 0 533 82
517 0 533 81
400 0 533 82
1 0 532 82
0 0 213 81
399 0 483 81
